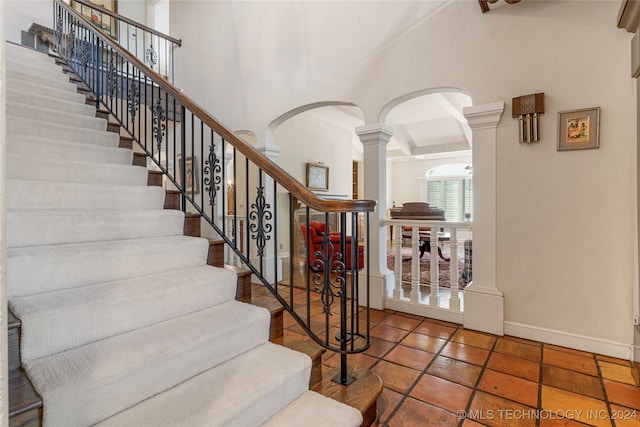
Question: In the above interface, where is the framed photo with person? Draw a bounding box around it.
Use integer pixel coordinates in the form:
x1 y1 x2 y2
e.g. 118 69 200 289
557 107 600 151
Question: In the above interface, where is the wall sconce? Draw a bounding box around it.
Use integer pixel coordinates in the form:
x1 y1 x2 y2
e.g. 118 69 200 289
512 93 544 143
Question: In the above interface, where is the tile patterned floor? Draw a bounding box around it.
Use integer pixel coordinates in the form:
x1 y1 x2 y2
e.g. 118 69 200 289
278 298 639 427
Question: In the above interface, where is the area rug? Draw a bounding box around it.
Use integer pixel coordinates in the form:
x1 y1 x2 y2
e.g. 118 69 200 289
387 248 468 289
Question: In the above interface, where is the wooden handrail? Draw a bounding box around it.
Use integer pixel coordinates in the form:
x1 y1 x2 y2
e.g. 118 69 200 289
71 0 182 46
58 1 376 214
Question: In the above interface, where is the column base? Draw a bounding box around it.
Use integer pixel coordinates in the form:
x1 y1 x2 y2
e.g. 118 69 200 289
463 283 504 335
358 268 394 310
249 255 284 285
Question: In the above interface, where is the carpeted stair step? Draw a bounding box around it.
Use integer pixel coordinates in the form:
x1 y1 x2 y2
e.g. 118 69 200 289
7 77 86 103
6 53 68 74
7 235 210 297
25 301 270 427
95 342 319 427
7 102 107 131
6 155 147 186
6 43 56 62
261 390 362 427
10 265 238 362
7 90 97 116
7 136 132 165
6 68 78 92
7 117 119 147
7 180 166 211
6 62 72 84
6 209 185 247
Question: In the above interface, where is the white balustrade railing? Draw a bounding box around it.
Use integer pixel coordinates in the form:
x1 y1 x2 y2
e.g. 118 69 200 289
381 219 472 324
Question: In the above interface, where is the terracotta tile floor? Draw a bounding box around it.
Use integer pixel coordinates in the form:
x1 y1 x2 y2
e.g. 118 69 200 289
277 298 639 427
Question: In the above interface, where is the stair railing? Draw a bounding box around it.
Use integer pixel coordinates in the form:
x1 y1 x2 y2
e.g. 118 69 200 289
53 0 376 385
57 0 181 83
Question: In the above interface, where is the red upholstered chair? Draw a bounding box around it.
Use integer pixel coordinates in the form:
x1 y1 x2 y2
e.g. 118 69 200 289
300 222 364 270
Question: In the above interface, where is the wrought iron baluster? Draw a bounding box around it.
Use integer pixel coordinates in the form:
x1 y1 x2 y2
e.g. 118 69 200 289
203 138 221 208
152 95 166 155
249 175 272 258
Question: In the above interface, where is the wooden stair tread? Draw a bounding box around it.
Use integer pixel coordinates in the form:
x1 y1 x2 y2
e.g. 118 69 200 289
273 335 325 361
9 368 42 417
311 366 382 427
224 264 251 277
8 310 20 329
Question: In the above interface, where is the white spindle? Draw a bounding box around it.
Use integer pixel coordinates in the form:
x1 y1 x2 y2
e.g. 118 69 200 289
393 225 403 299
410 226 421 303
429 229 439 306
449 228 460 311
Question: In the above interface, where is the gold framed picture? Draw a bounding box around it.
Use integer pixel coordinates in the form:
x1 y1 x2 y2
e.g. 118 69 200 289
306 163 329 192
71 0 118 39
557 107 600 151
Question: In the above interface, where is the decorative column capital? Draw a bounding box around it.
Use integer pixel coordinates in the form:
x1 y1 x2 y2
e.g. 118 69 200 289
255 144 282 161
463 101 505 131
356 123 394 146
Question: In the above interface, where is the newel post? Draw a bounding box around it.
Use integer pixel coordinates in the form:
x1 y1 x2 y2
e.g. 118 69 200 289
356 123 394 310
463 102 505 335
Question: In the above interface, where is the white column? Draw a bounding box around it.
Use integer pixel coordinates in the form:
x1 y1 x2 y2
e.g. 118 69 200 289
0 3 8 423
356 124 394 310
462 102 505 335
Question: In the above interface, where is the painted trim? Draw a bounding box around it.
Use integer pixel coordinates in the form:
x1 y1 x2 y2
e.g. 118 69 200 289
504 321 632 360
385 297 464 324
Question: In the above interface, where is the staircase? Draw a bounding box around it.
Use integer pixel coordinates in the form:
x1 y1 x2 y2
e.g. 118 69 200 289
5 42 366 426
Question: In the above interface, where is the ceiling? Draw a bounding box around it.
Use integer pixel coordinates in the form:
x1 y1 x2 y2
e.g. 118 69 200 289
302 91 473 162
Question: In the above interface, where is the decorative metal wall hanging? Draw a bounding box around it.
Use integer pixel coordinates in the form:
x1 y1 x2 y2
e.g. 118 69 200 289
512 93 544 143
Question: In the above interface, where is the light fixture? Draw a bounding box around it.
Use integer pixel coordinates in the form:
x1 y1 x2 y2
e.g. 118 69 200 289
512 93 544 144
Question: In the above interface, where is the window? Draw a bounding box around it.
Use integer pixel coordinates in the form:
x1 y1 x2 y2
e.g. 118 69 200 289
425 164 472 222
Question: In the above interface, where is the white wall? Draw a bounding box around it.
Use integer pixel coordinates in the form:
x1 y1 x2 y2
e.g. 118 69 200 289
273 111 356 253
3 1 51 44
152 1 638 352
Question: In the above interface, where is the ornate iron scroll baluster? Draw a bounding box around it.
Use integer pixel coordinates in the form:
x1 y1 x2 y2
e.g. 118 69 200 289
311 235 345 314
151 96 166 154
203 142 222 207
68 22 76 58
249 186 272 257
54 12 62 48
145 44 158 69
80 36 90 70
106 55 117 100
127 82 140 127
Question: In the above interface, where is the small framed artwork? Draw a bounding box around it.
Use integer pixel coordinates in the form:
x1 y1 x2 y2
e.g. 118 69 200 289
71 0 118 40
557 107 600 151
177 155 199 194
306 163 329 192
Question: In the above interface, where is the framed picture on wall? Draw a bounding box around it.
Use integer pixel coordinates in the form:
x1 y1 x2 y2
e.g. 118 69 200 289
177 155 199 195
306 163 329 192
557 107 600 151
71 0 118 40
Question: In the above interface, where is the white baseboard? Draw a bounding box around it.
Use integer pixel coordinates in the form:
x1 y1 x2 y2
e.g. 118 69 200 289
504 321 632 360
